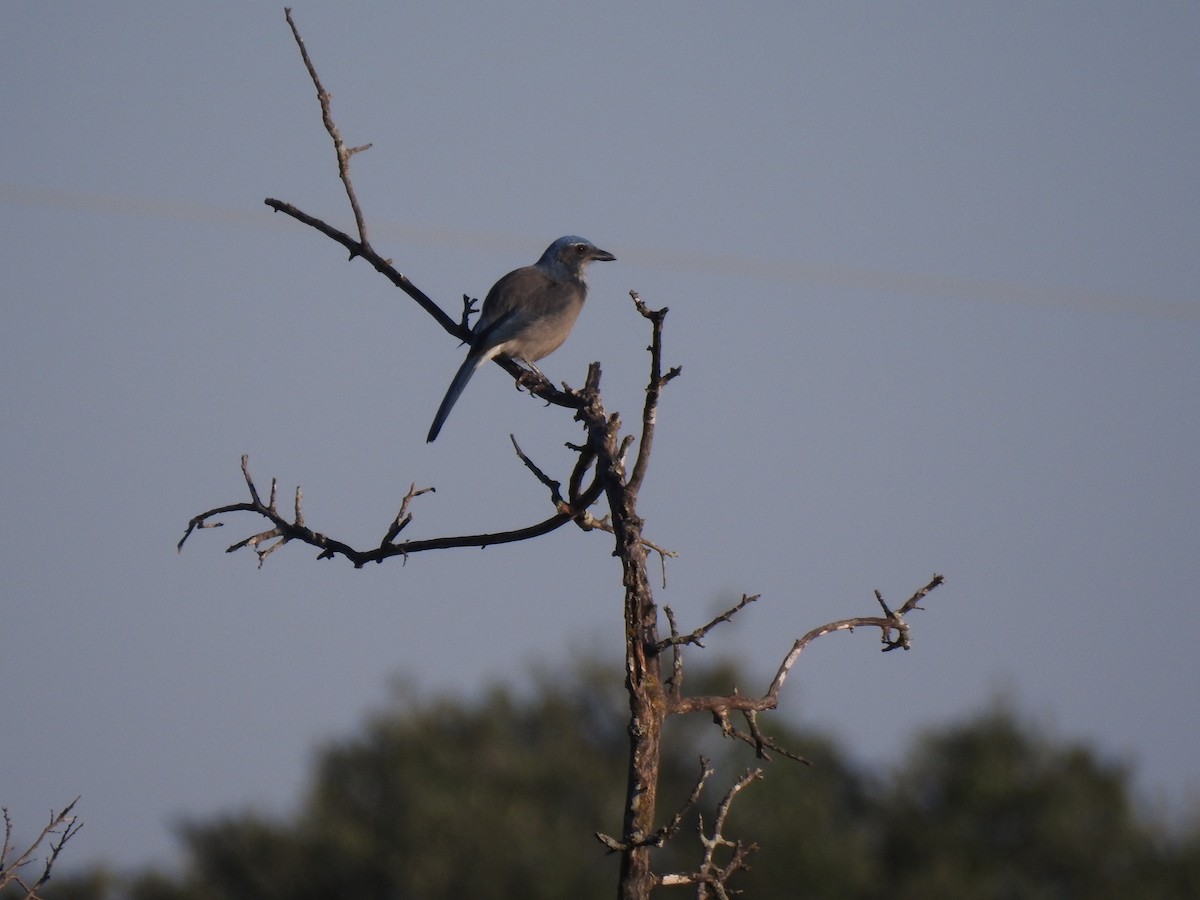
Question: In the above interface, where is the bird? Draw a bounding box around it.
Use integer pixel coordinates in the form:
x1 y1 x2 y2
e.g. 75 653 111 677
426 235 616 442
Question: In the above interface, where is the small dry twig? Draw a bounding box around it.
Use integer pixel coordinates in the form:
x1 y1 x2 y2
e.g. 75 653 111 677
659 594 759 654
0 799 83 899
284 7 372 248
657 769 763 898
596 757 715 853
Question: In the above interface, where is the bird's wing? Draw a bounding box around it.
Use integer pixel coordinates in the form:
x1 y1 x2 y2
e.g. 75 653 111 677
472 267 569 349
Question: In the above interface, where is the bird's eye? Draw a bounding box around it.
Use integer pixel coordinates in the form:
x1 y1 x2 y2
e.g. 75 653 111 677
573 243 586 253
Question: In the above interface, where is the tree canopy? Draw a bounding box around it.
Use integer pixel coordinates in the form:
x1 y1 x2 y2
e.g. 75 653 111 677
28 664 1200 900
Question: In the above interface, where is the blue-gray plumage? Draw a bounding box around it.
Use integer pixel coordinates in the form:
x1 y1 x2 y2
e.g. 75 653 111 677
426 236 616 442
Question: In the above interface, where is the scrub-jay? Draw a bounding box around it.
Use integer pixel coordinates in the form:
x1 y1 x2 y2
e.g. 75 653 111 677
426 235 616 442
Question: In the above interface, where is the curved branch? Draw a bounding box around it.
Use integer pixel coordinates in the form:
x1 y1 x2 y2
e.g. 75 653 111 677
178 455 599 568
263 198 587 414
666 575 946 760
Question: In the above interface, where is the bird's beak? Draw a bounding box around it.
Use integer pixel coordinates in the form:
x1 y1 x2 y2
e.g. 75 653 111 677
591 248 616 262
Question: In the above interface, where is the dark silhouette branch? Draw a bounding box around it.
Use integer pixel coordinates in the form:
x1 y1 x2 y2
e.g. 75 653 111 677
283 7 372 248
178 454 609 568
457 293 479 332
510 435 566 503
262 196 461 340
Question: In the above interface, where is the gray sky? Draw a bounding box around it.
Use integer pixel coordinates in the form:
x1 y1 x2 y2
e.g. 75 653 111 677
3 1 1198 871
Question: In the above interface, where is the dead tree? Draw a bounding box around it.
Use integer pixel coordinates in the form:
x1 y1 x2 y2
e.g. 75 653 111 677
180 10 944 898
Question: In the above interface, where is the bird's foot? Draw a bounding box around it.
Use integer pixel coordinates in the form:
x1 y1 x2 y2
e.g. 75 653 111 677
521 358 548 381
514 359 549 392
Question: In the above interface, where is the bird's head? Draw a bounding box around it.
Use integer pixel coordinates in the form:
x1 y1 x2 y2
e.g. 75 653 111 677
537 236 616 279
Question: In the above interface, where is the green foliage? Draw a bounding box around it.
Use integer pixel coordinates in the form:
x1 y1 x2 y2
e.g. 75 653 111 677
38 668 1200 899
880 702 1145 899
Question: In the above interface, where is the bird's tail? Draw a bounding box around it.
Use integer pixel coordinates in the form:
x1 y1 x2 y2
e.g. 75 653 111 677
427 351 486 442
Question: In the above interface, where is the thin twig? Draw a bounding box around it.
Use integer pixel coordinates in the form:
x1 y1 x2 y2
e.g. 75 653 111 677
381 482 436 546
597 756 716 853
657 770 762 897
283 8 372 248
510 435 564 504
0 798 83 899
656 594 759 653
628 291 681 495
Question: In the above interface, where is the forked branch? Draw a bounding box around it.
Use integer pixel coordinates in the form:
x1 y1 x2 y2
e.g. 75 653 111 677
283 7 372 247
596 756 715 852
665 575 945 760
628 291 682 494
179 454 604 568
0 799 83 900
657 769 763 898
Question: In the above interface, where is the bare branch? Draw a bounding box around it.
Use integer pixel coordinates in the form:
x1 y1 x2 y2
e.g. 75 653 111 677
696 769 763 898
457 293 479 331
663 577 945 765
380 482 435 547
510 435 675 561
627 291 681 495
741 707 811 763
510 435 564 504
565 439 596 505
283 8 372 248
596 757 715 853
179 455 590 568
765 575 945 699
656 594 759 653
664 606 686 697
565 512 677 569
696 702 812 764
657 769 762 897
0 798 83 899
662 595 760 710
898 571 945 614
1 809 11 879
263 196 459 336
654 756 716 848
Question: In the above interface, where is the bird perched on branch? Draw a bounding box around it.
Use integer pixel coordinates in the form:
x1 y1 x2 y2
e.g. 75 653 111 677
427 235 616 442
